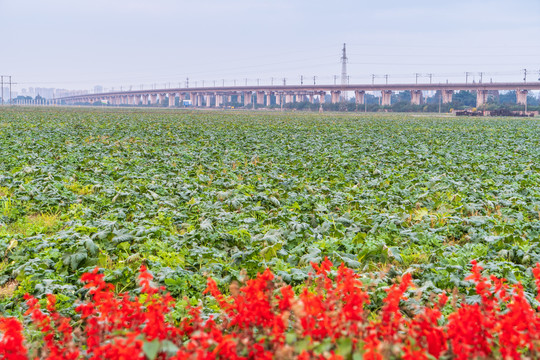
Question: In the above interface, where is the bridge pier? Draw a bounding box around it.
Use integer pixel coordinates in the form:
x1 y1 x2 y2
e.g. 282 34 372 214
516 89 528 105
354 90 365 105
266 92 272 106
381 90 392 106
331 91 341 104
285 93 293 104
410 90 422 105
158 93 166 105
167 93 175 107
275 93 281 105
442 90 454 104
256 91 265 105
150 94 158 105
206 94 212 107
319 92 326 104
244 92 252 106
476 90 488 107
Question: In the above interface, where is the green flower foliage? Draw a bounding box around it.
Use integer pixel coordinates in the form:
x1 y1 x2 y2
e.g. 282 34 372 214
1 108 540 314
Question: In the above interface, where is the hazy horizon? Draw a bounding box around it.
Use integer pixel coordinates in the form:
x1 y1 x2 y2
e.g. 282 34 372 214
1 0 539 93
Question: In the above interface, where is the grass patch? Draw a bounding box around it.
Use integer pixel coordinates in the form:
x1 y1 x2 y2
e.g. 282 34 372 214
0 281 18 299
1 213 61 237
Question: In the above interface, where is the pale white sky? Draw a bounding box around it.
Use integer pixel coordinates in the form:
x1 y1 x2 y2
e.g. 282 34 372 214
1 0 539 91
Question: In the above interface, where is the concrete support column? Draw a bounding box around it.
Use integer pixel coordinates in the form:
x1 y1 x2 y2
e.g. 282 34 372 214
381 90 392 106
319 92 326 104
197 94 203 107
178 93 184 106
275 93 281 105
410 90 422 105
331 91 341 104
127 96 134 105
296 93 305 102
516 89 528 105
309 93 314 104
266 92 272 106
256 91 265 105
442 90 454 104
168 93 176 107
190 93 196 106
206 94 212 107
142 94 149 105
244 92 252 106
158 93 166 105
132 95 140 105
476 90 488 107
150 94 158 105
354 90 365 105
285 93 293 104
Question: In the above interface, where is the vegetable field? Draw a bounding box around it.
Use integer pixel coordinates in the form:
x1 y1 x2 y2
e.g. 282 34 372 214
1 107 540 358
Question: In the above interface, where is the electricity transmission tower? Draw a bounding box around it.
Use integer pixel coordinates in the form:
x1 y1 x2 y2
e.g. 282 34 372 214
1 75 13 105
340 43 348 102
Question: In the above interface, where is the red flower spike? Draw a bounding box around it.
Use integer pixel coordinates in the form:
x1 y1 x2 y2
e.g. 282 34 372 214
3 260 540 359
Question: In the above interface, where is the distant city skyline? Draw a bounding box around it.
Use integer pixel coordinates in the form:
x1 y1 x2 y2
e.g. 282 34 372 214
1 0 539 93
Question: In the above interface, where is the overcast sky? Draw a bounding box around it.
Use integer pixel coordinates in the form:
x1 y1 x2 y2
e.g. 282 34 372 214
1 0 539 91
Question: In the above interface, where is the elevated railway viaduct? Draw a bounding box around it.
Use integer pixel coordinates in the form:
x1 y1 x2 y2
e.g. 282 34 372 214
52 82 540 108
